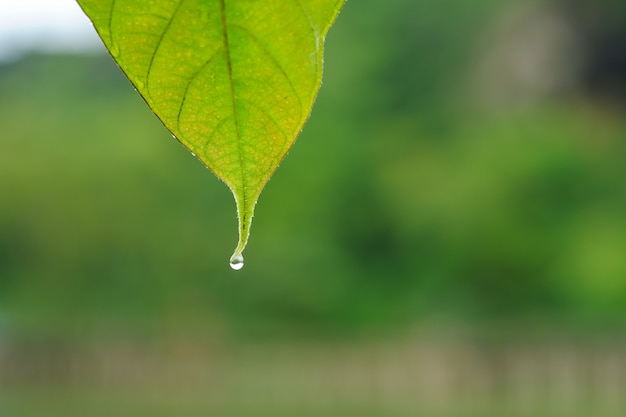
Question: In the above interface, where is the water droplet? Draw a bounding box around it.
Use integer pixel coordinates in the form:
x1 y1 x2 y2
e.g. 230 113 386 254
134 78 145 90
229 254 244 270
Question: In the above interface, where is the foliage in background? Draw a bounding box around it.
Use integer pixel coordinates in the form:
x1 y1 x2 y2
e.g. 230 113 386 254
1 0 626 337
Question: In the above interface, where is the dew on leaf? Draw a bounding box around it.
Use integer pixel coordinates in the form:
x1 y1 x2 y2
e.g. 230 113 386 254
229 254 244 270
134 78 145 90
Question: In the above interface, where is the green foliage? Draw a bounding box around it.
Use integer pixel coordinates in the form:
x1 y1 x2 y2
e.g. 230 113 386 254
76 0 344 266
3 0 626 336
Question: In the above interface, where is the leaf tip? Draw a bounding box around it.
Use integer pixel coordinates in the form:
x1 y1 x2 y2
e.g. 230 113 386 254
229 188 256 271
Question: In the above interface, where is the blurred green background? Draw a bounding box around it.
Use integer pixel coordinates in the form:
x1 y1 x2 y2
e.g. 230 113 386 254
2 0 626 415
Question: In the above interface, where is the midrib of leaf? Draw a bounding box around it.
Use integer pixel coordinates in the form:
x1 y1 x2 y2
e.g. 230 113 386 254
219 0 249 261
77 0 346 268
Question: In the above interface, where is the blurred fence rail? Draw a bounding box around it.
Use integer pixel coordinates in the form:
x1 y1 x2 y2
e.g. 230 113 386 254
1 335 625 415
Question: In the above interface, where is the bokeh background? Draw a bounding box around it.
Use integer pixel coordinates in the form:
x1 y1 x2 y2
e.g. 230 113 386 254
2 0 626 415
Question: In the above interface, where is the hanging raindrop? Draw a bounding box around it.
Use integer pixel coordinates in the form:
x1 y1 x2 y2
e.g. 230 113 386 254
229 253 244 270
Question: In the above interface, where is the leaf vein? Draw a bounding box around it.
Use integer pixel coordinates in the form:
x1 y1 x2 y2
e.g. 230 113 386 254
220 0 248 229
146 0 185 100
295 0 320 45
176 48 222 133
201 116 233 151
230 23 303 124
237 97 290 154
107 0 117 45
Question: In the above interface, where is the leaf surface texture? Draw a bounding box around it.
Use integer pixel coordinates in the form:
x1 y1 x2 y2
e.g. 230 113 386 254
77 0 344 265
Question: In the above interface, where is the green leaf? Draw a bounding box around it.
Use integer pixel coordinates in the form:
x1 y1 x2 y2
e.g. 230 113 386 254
76 0 344 268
